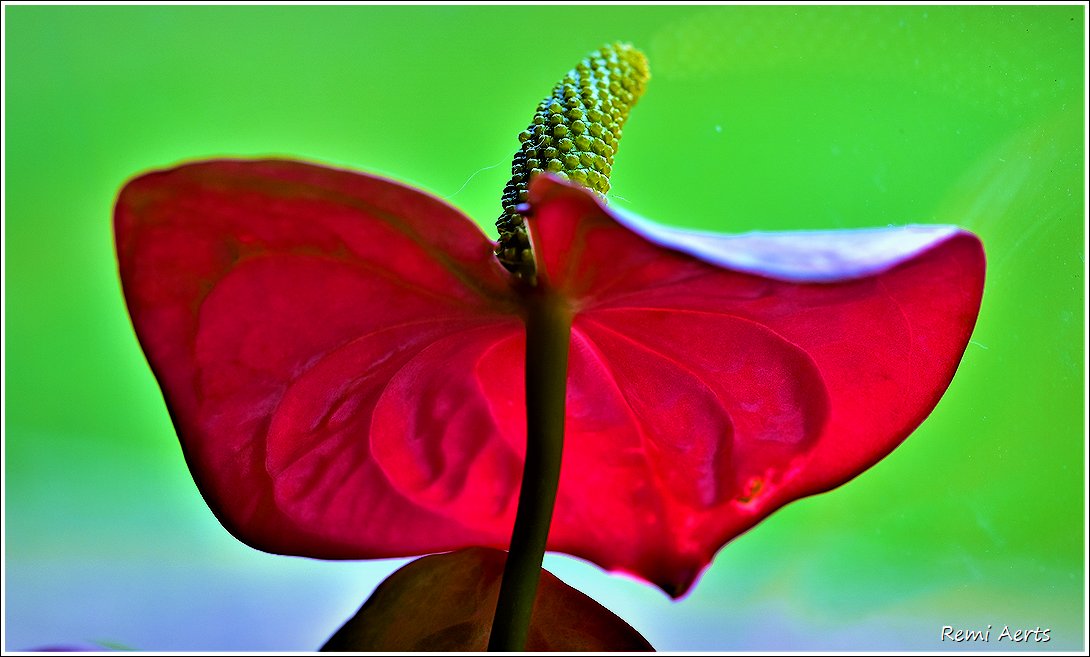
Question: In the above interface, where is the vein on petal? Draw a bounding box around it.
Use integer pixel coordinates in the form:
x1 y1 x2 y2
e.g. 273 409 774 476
266 316 494 478
573 323 726 516
591 306 814 361
585 268 767 312
368 322 523 525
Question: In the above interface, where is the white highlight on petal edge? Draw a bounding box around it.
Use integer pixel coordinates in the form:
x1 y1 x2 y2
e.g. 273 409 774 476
611 206 964 283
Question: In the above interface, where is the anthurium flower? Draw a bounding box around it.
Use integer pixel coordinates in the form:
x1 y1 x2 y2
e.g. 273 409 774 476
115 44 984 606
115 158 983 595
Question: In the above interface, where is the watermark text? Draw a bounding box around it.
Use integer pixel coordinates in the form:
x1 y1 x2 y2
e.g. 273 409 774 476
940 625 1050 643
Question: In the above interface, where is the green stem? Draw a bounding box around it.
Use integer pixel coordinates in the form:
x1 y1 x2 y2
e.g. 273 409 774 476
487 293 572 652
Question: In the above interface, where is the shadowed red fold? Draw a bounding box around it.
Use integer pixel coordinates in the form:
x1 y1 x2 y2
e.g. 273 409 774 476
115 159 984 597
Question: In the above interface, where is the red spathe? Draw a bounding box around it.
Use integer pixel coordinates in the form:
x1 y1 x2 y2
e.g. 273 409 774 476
115 160 985 597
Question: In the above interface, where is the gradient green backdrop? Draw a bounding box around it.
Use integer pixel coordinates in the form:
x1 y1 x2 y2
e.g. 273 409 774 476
4 5 1085 651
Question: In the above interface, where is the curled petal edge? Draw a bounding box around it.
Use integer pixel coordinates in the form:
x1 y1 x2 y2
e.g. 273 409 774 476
526 174 986 597
531 174 972 283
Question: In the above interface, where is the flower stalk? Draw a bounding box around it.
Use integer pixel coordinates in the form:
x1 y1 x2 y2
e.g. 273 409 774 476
489 42 647 650
488 292 572 651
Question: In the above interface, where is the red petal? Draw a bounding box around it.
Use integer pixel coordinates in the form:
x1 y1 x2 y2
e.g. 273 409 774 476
526 176 985 597
321 548 654 652
115 159 523 558
118 159 985 602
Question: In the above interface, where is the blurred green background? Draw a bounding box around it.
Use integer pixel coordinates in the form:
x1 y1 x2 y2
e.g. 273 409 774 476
4 5 1085 651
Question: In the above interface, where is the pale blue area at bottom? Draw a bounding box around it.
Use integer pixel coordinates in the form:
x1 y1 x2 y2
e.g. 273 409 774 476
5 547 1082 652
541 553 1083 652
4 552 409 652
4 427 1082 654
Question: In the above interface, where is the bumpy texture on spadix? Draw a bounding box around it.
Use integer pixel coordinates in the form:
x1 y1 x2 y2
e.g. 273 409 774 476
496 43 649 282
115 160 984 597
